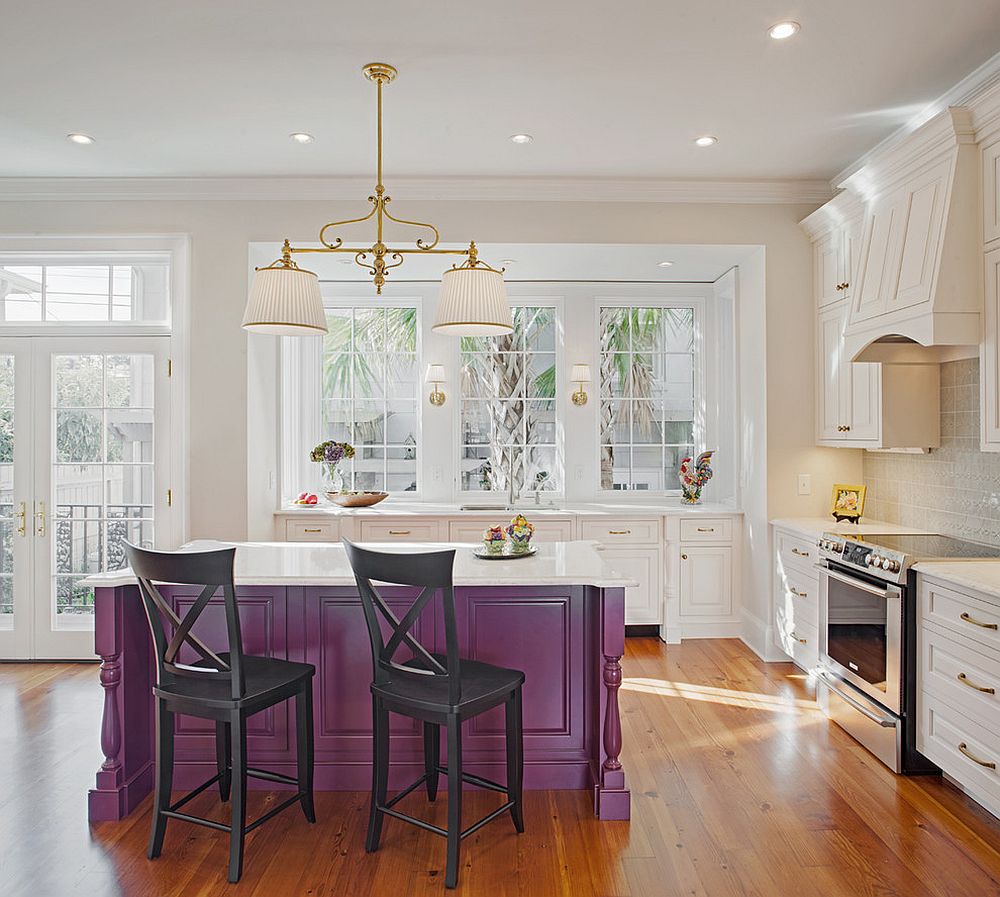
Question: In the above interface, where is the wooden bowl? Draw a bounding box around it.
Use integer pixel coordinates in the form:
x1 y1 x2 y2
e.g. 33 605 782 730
325 491 389 508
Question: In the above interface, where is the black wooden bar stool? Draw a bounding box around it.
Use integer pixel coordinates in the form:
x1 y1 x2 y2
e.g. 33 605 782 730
343 539 525 889
126 544 316 883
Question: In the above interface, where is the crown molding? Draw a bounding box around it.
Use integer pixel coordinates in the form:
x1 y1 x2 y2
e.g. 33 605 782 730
832 49 1000 189
0 175 833 205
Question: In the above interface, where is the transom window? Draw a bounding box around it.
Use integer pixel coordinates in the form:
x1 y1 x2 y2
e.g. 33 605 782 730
460 305 559 494
321 306 419 492
0 260 170 324
599 304 699 491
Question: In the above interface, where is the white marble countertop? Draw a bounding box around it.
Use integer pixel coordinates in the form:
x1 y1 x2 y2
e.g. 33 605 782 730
770 516 931 538
81 539 640 589
914 561 1000 604
276 500 742 518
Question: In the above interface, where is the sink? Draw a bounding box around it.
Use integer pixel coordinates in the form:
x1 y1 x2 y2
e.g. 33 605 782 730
459 504 515 511
459 503 563 512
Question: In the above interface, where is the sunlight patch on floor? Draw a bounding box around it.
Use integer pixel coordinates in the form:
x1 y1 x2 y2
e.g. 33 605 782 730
621 677 820 713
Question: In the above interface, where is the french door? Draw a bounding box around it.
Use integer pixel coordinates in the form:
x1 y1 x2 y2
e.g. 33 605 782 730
0 336 173 660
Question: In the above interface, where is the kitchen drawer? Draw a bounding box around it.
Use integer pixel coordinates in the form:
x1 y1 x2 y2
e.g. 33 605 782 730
359 519 442 542
775 528 818 573
448 517 574 543
579 517 660 545
919 620 1000 734
918 693 1000 817
774 565 819 630
775 616 818 672
285 519 340 542
679 517 733 543
919 578 1000 654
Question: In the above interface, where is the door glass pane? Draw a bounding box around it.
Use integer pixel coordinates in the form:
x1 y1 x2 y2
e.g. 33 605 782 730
0 356 13 628
53 353 155 626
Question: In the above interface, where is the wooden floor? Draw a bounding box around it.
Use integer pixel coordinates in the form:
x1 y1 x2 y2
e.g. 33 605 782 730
3 639 1000 896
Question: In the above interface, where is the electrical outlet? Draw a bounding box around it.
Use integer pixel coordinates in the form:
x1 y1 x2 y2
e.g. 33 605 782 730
797 474 811 496
432 465 443 483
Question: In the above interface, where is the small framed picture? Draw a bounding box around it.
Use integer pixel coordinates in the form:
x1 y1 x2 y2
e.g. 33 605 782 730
831 484 866 523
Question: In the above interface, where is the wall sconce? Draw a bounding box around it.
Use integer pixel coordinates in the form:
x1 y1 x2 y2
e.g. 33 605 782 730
425 364 447 406
570 363 592 406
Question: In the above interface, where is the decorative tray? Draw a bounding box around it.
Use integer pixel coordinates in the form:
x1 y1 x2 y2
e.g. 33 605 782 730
473 545 538 560
325 491 389 508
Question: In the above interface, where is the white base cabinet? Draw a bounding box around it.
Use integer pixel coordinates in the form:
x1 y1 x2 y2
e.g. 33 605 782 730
599 546 663 627
771 525 820 671
673 516 742 640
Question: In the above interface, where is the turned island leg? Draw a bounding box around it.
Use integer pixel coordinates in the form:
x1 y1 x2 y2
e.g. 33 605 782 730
594 587 630 820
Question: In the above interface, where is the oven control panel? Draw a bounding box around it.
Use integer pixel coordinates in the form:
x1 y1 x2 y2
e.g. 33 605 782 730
817 532 906 582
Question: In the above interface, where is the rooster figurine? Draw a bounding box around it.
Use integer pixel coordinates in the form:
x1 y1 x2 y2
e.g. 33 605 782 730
678 450 715 505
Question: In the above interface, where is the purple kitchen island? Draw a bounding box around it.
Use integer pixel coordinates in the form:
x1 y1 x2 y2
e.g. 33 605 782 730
84 539 632 823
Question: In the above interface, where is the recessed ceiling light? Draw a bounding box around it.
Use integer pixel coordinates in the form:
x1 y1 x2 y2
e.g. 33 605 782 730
768 21 800 40
658 261 674 268
66 133 95 145
290 132 315 144
694 135 718 148
499 258 517 266
509 134 533 145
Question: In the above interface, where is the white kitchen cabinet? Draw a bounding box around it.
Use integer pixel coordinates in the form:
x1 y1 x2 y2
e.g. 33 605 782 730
817 304 881 444
984 137 1000 248
599 546 662 626
982 248 1000 451
679 546 733 618
814 215 861 308
772 524 821 672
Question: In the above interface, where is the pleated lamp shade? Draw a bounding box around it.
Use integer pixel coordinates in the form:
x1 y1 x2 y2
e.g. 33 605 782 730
432 265 513 337
243 264 328 336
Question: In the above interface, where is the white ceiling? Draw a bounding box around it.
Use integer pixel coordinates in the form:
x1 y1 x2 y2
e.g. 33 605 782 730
3 1 1000 182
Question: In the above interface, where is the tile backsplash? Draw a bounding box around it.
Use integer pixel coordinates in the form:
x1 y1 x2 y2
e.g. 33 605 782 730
863 357 1000 546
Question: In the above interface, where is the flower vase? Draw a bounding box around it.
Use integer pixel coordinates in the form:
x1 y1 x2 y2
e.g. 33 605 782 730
322 462 345 495
681 485 702 505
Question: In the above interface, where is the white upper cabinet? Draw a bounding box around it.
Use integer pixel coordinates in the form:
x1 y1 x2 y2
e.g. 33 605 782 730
982 247 1000 451
816 304 880 445
985 137 1000 248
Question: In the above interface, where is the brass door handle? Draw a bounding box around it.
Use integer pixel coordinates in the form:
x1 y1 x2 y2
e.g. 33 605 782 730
34 501 45 537
303 528 323 533
958 742 996 769
15 502 26 537
790 588 808 598
608 530 631 535
697 527 714 533
791 548 810 557
961 612 998 631
958 673 995 695
388 530 411 535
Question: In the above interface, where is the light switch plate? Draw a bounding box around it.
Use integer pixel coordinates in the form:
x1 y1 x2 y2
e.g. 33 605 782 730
797 474 811 496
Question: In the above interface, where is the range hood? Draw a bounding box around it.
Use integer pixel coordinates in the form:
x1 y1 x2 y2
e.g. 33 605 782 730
841 108 981 364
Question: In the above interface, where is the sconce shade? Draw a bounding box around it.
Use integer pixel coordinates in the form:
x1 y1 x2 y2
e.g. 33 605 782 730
243 264 328 336
432 266 513 337
425 363 447 383
570 364 592 383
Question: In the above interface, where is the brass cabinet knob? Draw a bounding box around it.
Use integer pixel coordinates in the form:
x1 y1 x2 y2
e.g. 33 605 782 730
681 553 688 560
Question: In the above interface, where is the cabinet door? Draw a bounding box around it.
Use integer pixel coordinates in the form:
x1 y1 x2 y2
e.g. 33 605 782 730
599 547 661 625
816 233 843 307
853 190 904 322
848 359 881 441
983 138 1000 247
892 160 949 311
818 304 848 440
982 247 1000 450
679 545 733 618
841 216 862 303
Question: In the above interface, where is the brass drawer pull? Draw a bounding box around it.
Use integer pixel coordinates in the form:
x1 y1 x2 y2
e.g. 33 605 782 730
961 612 998 631
608 530 631 535
697 527 714 533
791 632 807 644
681 554 688 560
388 530 411 535
791 548 810 558
302 528 323 534
958 673 996 695
790 588 808 598
958 742 997 769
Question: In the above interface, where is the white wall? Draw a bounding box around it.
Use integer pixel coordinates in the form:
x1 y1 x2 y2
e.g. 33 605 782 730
0 198 862 560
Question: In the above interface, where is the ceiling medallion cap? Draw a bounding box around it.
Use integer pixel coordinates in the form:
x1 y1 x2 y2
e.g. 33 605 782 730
362 62 398 83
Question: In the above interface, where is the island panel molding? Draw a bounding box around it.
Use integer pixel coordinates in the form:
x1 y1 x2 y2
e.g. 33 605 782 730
85 542 630 821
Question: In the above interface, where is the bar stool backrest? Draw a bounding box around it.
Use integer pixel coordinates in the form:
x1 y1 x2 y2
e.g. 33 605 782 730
125 543 246 701
342 539 461 706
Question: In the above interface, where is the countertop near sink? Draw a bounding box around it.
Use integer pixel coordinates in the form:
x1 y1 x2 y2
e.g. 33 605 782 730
770 516 931 538
914 560 1000 604
277 500 742 518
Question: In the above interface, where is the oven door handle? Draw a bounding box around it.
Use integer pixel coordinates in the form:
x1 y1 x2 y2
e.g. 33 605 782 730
818 670 896 727
822 566 891 599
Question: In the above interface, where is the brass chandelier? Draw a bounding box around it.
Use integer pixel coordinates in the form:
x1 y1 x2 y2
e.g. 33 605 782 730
242 62 513 338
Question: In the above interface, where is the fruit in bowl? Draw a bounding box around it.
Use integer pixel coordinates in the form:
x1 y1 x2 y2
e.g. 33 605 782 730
483 525 507 555
505 514 535 553
295 492 319 505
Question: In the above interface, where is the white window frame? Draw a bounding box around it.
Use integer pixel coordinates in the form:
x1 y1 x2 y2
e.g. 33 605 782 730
593 291 715 498
280 291 423 501
454 296 564 499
